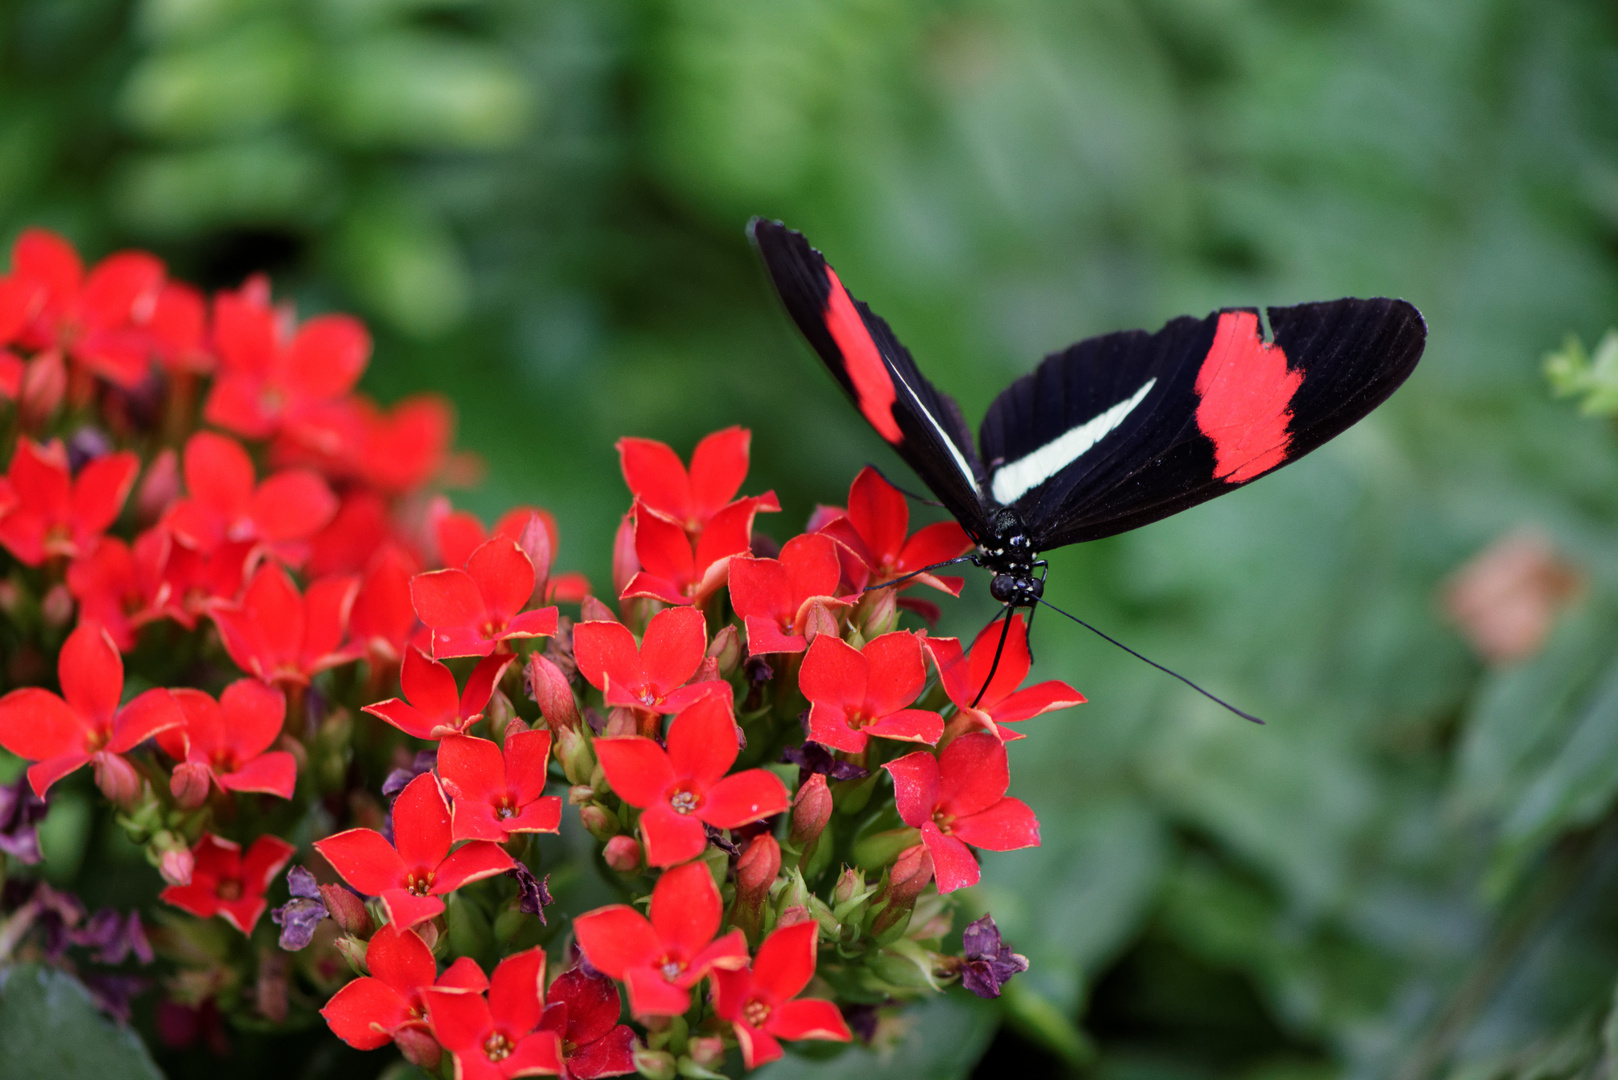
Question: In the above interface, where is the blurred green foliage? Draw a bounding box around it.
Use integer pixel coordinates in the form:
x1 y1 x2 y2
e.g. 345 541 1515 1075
9 0 1618 1077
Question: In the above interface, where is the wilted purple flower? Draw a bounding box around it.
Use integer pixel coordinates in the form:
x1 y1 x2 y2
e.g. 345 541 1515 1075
705 822 741 857
269 867 327 951
26 883 87 960
842 1002 881 1043
0 776 47 864
82 973 148 1023
959 914 1028 999
781 741 870 783
507 864 553 923
381 749 437 802
71 909 153 965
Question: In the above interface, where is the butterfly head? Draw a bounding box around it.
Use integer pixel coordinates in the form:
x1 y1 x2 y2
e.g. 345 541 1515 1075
977 509 1044 608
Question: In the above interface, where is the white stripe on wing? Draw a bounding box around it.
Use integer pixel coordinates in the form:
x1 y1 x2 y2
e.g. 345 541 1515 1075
990 378 1156 505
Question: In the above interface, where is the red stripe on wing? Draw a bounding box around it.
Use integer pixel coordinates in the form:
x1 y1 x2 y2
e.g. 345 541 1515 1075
823 268 902 444
1194 311 1303 483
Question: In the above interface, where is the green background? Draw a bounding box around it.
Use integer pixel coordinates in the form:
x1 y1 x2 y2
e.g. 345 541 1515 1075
10 0 1618 1076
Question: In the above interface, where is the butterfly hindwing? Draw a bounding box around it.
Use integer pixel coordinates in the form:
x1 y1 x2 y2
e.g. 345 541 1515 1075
750 219 994 538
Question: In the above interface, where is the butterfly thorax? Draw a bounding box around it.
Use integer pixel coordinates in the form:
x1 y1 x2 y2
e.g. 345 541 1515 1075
976 508 1044 607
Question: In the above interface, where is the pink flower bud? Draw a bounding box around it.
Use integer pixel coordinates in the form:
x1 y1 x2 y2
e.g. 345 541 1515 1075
706 624 742 675
777 904 815 928
526 653 579 732
485 689 516 739
318 884 374 937
578 802 618 841
517 512 553 601
158 843 195 888
40 584 73 628
169 762 212 810
556 724 595 786
93 752 143 809
136 448 180 523
799 599 839 646
861 586 899 638
633 1049 676 1080
21 350 64 424
833 866 864 907
603 834 643 873
603 707 638 738
871 844 934 942
688 1036 726 1068
690 656 720 685
732 833 781 944
581 595 617 624
790 774 832 849
611 512 639 599
334 933 369 974
393 1026 442 1070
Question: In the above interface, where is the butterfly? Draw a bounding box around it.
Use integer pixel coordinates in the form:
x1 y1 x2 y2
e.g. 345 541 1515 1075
748 219 1428 719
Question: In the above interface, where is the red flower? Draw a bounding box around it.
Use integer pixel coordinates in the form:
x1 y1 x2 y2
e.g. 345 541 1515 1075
354 394 454 495
66 535 169 650
4 228 165 387
618 427 751 531
313 771 514 928
203 275 371 441
572 861 749 1018
729 533 850 655
145 281 214 374
349 544 422 669
410 537 558 658
594 695 789 867
816 467 973 597
926 614 1085 740
422 947 560 1080
799 631 942 753
0 621 182 797
618 495 778 606
158 680 297 800
537 967 637 1080
438 731 563 842
573 606 717 714
713 921 851 1069
163 431 337 565
322 921 490 1051
160 833 296 933
210 563 361 685
363 647 513 741
883 732 1041 893
0 438 138 566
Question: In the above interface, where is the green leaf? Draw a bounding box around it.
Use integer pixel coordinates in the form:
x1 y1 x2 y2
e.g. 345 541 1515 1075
0 965 163 1079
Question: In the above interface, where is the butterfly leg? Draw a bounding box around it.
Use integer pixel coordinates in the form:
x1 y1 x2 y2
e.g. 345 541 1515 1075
859 555 975 594
1022 561 1049 665
971 605 1016 709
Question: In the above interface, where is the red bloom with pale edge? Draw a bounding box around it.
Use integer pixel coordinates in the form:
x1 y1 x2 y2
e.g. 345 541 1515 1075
210 563 361 685
927 614 1085 741
618 495 778 606
883 732 1041 893
0 438 138 566
0 621 182 797
537 967 637 1080
163 431 337 564
713 920 852 1069
313 771 514 928
573 606 716 714
816 466 972 596
572 861 749 1018
410 537 558 658
729 533 851 655
618 427 751 531
362 647 512 740
799 631 942 753
322 921 489 1051
438 731 562 842
160 833 295 933
422 947 560 1080
158 680 296 799
594 695 789 867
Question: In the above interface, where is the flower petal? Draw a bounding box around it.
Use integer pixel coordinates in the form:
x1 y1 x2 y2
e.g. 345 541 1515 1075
992 680 1087 723
564 1023 636 1079
637 805 709 868
798 634 865 710
432 840 515 892
593 737 675 809
437 735 507 806
860 632 926 716
0 687 86 763
59 621 122 727
411 568 484 636
466 537 535 625
546 968 622 1048
751 920 819 1004
503 728 552 805
362 699 438 740
321 978 412 1049
617 437 691 522
861 708 942 747
393 772 453 871
71 452 139 539
219 677 286 758
313 829 405 896
768 998 852 1043
687 427 750 518
108 688 185 753
218 751 296 799
572 620 644 695
572 906 661 979
639 606 706 695
949 796 1041 852
936 732 1010 818
364 920 438 996
251 469 338 544
381 889 445 930
489 946 546 1037
882 750 941 829
700 770 790 830
622 966 690 1019
804 703 866 754
920 824 978 893
423 985 495 1053
649 861 721 958
665 693 738 788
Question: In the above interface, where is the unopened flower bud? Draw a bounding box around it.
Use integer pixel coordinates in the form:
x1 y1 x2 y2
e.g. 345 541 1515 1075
21 350 65 423
169 762 212 810
690 656 720 685
136 448 180 523
707 624 742 676
40 583 73 628
94 752 143 808
581 595 617 624
578 802 619 841
799 600 839 646
414 919 440 952
568 784 594 805
556 724 595 785
833 866 865 908
0 580 20 619
611 513 639 599
790 774 832 849
517 512 553 601
393 1026 442 1070
485 689 516 739
688 1036 726 1068
526 653 579 733
318 884 374 937
156 836 195 887
777 904 815 929
732 833 781 945
334 934 369 975
603 707 638 738
861 587 899 638
633 1048 676 1080
603 834 642 873
871 844 934 943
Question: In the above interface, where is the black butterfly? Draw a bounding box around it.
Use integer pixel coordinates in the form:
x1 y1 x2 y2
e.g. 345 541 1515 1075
748 219 1428 719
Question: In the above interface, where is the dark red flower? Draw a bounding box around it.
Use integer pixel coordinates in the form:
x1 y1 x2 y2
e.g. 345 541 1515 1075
160 833 295 933
594 694 789 867
163 431 337 565
363 647 512 740
538 967 637 1080
423 947 560 1080
322 921 488 1051
314 771 514 928
883 732 1041 893
438 731 562 842
816 467 973 597
0 438 138 566
158 680 296 800
728 533 850 655
926 614 1085 741
410 537 558 658
210 563 362 685
66 535 170 650
713 920 851 1068
618 427 751 531
573 606 717 714
0 621 182 797
618 494 778 606
572 861 749 1018
799 631 942 753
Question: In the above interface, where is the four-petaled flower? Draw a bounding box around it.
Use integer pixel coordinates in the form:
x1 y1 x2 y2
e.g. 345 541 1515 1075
728 533 850 655
817 466 973 598
594 695 789 867
210 563 362 685
617 427 752 532
573 606 718 714
362 647 512 740
314 772 514 928
618 495 778 606
926 613 1085 740
537 967 638 1080
438 731 563 842
160 833 296 933
883 732 1041 894
712 920 852 1069
0 621 182 796
410 536 558 658
799 631 942 753
322 921 488 1051
572 861 749 1017
422 947 561 1080
160 679 297 800
163 431 337 565
65 534 170 650
0 438 139 566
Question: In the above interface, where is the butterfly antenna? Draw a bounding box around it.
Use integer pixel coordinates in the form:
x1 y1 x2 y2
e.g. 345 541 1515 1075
1035 597 1265 725
971 607 1016 708
858 556 974 594
864 464 946 508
